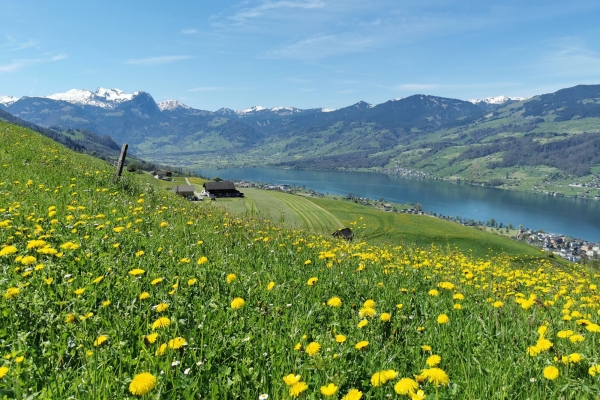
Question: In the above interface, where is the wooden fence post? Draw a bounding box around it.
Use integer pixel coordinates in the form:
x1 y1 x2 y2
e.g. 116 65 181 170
113 144 128 182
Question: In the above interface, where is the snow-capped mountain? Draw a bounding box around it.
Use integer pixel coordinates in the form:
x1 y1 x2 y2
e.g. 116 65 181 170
468 95 529 111
157 100 191 112
234 105 305 116
0 96 19 107
45 87 140 109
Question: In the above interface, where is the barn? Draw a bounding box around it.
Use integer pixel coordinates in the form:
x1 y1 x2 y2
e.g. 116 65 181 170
203 181 244 198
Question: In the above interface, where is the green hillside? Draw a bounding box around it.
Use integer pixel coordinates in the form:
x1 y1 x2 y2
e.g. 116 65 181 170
1 120 600 399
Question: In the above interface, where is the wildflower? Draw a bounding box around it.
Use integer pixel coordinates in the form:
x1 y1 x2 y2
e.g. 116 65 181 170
102 300 110 307
421 345 432 352
140 292 150 300
422 367 450 386
187 278 197 286
151 278 163 285
289 381 308 397
226 273 237 283
231 297 245 309
155 343 167 356
294 342 302 351
267 281 275 290
394 378 419 395
320 383 338 396
359 307 377 318
14 356 23 363
589 365 600 376
357 319 368 328
160 222 168 228
135 251 144 257
493 301 504 308
536 338 553 351
129 372 157 396
437 314 449 324
44 278 53 285
259 395 269 400
155 303 169 312
197 256 208 265
335 334 347 343
4 287 19 299
426 354 441 367
428 289 439 297
144 333 158 345
60 242 79 250
94 335 108 347
283 374 301 386
409 390 427 400
92 276 104 284
568 353 582 363
20 256 36 265
341 388 362 400
304 260 311 265
380 312 391 322
0 246 17 256
527 346 541 356
355 341 369 350
65 314 77 323
152 317 171 330
543 366 559 380
74 288 85 295
168 337 187 349
307 277 318 286
129 269 145 276
328 296 342 307
453 293 464 300
363 299 375 308
305 342 321 356
570 334 585 343
26 240 46 249
0 366 8 378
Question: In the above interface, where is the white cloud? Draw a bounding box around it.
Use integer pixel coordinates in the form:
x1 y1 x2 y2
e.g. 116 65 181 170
0 61 24 73
262 34 375 60
2 37 38 51
230 0 325 22
0 54 67 73
125 56 193 65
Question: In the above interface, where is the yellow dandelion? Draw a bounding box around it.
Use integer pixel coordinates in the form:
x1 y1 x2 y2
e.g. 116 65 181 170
363 299 375 308
289 381 308 397
267 281 275 291
359 307 377 318
129 372 157 396
0 246 17 256
307 277 318 286
357 319 368 328
355 341 369 350
543 365 559 380
341 388 363 400
20 256 36 265
327 296 342 307
168 337 187 349
0 366 9 378
187 278 197 286
231 297 245 309
422 367 450 386
151 278 163 285
74 288 85 295
283 374 302 386
197 256 208 265
94 335 108 347
380 312 391 322
305 342 321 356
570 334 585 343
128 269 145 276
4 287 20 299
152 317 171 330
320 383 338 396
143 333 158 345
92 276 104 284
437 314 449 324
426 354 441 367
335 334 347 343
139 292 150 300
394 378 419 395
589 365 600 376
226 273 237 283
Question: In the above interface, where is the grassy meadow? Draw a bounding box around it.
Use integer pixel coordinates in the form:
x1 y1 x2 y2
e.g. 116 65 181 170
2 121 600 399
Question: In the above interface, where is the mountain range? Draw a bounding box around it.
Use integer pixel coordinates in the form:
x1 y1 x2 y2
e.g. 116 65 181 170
1 85 600 187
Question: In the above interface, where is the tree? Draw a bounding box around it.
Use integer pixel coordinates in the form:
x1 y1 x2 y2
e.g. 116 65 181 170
415 203 422 211
213 177 223 182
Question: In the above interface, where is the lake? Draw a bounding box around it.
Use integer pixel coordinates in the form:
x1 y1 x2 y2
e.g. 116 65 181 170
196 167 600 243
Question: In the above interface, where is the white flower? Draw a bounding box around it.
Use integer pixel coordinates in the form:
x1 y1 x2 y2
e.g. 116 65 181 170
259 395 269 400
184 368 191 375
171 360 180 367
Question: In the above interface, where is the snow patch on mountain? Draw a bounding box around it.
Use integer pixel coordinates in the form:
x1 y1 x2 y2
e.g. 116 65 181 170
321 108 338 112
46 87 140 109
157 100 191 111
0 96 19 106
468 95 529 105
237 106 267 114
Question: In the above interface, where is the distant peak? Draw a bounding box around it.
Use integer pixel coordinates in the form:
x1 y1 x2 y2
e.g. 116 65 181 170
158 100 191 111
44 87 139 108
0 95 19 106
237 105 267 114
468 95 529 105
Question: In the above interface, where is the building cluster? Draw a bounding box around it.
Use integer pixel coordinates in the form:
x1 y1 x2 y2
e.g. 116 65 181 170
517 230 600 261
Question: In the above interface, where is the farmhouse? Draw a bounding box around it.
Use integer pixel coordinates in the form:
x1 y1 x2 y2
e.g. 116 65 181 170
172 185 196 199
203 181 244 198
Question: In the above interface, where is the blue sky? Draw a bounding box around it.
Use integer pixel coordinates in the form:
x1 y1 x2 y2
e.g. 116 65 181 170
1 0 600 110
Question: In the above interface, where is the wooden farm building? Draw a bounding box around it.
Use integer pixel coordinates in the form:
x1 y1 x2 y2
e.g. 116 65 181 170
172 185 196 198
203 181 243 198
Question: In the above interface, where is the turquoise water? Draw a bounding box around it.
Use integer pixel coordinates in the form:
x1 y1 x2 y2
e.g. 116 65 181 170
196 167 600 243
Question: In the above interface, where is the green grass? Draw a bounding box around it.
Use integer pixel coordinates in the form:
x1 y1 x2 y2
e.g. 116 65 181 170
307 196 547 261
2 121 600 399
